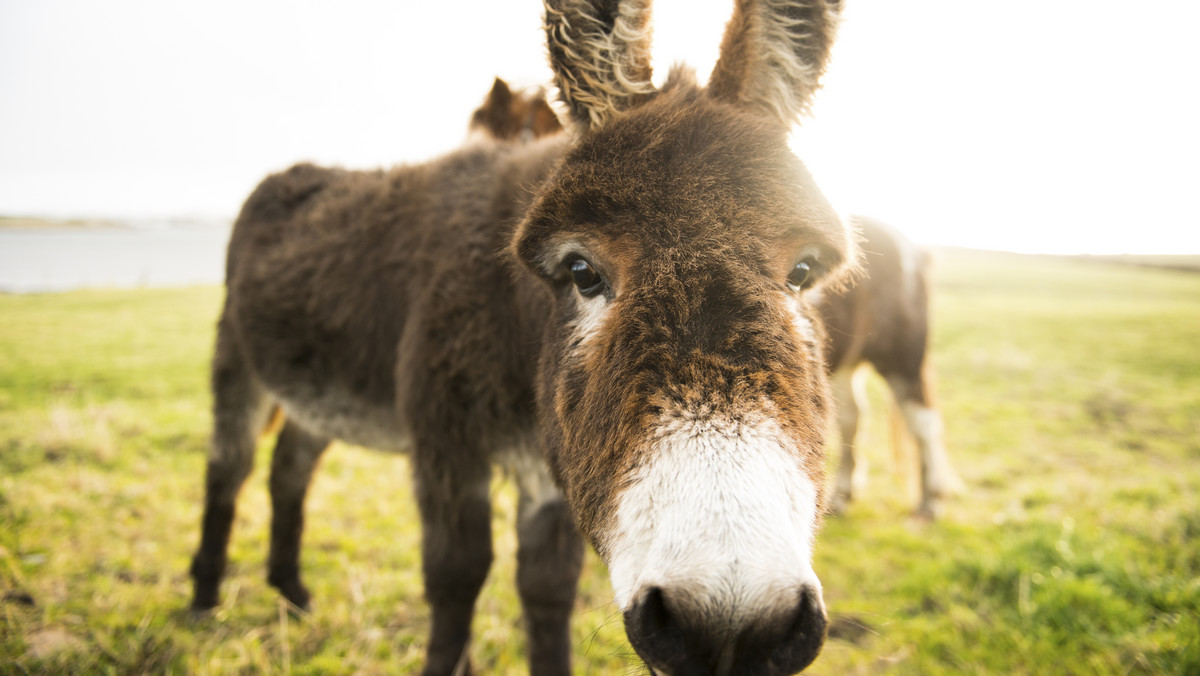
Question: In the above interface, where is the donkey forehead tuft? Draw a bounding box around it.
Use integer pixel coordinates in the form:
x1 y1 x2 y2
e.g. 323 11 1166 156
576 80 789 160
544 87 818 216
519 92 847 260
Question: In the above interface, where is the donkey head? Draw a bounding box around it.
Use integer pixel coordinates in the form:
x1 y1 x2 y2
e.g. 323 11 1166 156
515 1 852 673
469 77 563 142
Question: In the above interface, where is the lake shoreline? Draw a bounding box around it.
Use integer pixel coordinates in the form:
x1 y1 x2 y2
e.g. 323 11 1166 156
0 223 232 293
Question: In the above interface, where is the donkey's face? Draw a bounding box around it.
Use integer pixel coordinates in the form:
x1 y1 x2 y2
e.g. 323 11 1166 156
515 1 851 673
517 79 850 674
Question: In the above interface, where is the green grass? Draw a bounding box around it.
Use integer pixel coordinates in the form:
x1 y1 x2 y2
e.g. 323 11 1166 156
2 251 1198 674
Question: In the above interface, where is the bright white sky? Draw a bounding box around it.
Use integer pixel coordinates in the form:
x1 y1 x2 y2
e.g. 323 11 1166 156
1 0 1197 254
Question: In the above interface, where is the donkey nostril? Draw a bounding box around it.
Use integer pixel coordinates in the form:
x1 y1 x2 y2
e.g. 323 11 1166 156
764 585 828 674
623 586 688 669
639 586 672 632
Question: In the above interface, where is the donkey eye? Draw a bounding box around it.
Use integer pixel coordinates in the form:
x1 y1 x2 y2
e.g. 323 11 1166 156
787 259 817 291
567 257 607 298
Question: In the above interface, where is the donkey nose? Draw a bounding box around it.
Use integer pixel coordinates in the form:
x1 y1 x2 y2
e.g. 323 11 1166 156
623 584 827 675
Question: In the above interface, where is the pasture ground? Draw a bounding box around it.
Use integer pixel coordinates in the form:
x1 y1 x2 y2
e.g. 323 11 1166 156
1 249 1198 674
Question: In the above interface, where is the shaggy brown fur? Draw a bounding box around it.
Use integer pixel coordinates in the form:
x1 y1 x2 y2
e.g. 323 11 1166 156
476 84 958 519
190 1 850 675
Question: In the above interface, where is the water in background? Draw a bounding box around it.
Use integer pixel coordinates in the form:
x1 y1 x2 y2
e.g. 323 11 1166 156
0 222 231 293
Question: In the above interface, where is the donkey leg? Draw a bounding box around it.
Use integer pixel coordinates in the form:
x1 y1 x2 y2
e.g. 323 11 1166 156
514 459 583 676
266 420 330 611
191 320 273 611
886 368 960 520
413 443 494 676
831 367 868 514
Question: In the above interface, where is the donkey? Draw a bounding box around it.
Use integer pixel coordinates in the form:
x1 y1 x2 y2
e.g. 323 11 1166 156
472 84 960 519
820 216 960 519
190 1 854 674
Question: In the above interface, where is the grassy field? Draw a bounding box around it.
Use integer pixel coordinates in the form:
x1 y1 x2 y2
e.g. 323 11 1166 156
1 249 1198 674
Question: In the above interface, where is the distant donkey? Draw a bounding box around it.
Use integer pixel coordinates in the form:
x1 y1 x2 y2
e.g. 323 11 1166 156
471 83 961 520
820 216 961 519
467 77 561 144
190 1 854 674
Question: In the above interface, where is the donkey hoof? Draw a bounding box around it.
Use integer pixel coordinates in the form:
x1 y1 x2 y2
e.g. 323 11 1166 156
282 592 312 615
190 586 221 614
270 577 312 613
913 499 943 522
188 603 217 622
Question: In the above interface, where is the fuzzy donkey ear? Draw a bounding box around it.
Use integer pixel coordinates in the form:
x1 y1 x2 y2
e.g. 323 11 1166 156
543 0 656 130
707 0 842 127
